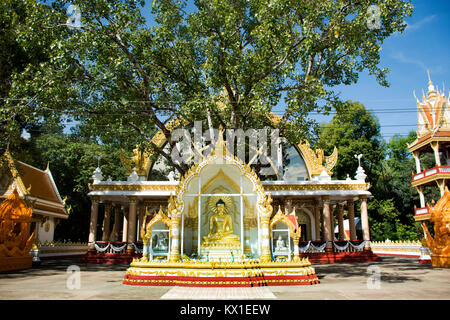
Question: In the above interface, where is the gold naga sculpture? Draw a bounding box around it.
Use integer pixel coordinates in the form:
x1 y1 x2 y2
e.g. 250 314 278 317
0 188 35 271
120 145 152 177
120 118 188 177
422 187 450 268
297 141 338 177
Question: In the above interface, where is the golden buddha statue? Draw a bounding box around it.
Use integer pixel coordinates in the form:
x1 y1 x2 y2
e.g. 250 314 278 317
201 199 240 251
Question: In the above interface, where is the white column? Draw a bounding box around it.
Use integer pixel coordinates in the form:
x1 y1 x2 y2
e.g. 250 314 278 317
169 215 182 262
431 141 441 166
418 187 426 208
412 151 421 173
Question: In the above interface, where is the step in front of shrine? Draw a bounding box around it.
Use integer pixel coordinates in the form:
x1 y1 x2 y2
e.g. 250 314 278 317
123 259 320 287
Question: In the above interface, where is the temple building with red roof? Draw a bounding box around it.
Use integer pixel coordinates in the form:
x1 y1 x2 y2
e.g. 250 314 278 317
0 150 68 243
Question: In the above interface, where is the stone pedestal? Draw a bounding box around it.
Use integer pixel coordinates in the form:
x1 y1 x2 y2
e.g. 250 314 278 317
200 240 241 261
0 256 33 272
200 248 242 262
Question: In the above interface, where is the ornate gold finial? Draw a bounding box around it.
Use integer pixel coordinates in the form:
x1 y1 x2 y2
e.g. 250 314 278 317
427 70 432 86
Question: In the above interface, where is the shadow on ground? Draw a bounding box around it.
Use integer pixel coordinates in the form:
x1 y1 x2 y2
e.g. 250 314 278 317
313 256 433 284
0 257 129 280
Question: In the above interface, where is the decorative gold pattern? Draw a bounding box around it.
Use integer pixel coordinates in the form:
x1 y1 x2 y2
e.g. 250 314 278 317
120 146 151 177
264 183 368 191
91 182 368 193
91 184 177 192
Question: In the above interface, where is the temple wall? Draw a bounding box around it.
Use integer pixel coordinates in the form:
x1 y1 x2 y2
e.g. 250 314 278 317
37 242 88 259
371 240 423 258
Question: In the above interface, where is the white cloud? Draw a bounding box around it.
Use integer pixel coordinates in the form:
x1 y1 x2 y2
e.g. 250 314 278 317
405 15 437 32
392 14 437 37
391 52 445 74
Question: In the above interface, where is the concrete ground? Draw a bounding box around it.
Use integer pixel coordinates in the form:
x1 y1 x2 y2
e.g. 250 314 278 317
0 256 449 300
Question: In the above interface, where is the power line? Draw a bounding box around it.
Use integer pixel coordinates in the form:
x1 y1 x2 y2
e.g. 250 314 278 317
4 106 447 115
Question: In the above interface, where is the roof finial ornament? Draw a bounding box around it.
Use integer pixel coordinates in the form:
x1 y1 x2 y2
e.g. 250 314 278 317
355 154 363 168
427 70 435 94
96 155 102 168
354 154 367 182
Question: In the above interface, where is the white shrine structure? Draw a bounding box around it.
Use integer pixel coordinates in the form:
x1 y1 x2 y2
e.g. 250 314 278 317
84 117 379 268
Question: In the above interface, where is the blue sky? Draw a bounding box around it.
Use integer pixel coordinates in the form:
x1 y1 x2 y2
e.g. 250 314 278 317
319 0 450 140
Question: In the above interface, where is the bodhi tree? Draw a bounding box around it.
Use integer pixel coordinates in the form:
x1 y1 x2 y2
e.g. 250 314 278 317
4 0 413 175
